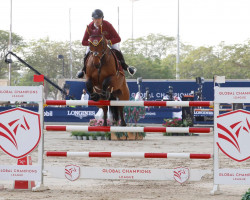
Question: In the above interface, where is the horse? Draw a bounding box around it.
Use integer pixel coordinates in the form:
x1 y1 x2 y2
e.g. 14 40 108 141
84 27 130 126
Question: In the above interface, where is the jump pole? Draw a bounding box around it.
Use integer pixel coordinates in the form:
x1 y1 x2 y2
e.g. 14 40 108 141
45 100 213 107
45 152 212 159
45 125 212 133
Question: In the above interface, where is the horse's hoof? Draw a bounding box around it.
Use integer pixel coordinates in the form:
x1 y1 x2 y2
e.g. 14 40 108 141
91 93 100 101
101 91 110 100
120 121 126 126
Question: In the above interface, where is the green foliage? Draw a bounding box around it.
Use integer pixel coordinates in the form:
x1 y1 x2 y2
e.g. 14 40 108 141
114 132 128 139
18 37 86 99
123 97 146 126
0 30 25 81
71 131 107 139
162 118 193 136
242 188 250 200
1 30 249 90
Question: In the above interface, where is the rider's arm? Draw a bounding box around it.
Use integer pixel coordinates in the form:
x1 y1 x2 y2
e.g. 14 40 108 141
108 23 121 45
82 26 90 46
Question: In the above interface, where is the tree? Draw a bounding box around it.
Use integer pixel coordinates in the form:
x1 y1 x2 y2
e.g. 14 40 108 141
19 37 85 99
0 30 25 81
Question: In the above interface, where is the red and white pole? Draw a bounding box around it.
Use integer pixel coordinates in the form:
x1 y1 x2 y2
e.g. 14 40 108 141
46 152 212 159
45 126 212 133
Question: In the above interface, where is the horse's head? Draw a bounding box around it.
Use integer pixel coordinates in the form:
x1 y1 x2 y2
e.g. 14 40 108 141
88 26 108 69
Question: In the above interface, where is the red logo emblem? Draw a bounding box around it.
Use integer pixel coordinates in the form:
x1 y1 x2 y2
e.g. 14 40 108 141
0 108 41 158
216 110 250 162
173 167 190 184
65 165 80 181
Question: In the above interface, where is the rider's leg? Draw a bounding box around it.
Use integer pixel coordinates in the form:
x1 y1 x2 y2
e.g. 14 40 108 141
111 44 136 76
77 47 90 78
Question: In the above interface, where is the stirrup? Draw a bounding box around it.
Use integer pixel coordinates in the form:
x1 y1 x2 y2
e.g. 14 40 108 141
76 71 84 79
128 66 137 76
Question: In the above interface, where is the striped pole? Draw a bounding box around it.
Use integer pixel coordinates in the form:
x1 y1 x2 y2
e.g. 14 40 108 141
194 109 232 112
45 126 212 133
46 152 212 159
45 100 213 107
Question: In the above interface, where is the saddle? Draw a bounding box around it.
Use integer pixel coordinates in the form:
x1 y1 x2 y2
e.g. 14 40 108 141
110 49 124 76
84 49 124 76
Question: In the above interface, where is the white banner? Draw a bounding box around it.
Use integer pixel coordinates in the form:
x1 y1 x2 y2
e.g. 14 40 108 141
0 86 43 102
45 166 211 182
215 169 250 185
0 165 41 181
214 87 250 103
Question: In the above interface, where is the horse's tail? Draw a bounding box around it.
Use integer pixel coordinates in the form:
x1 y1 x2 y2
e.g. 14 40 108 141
110 96 119 123
110 89 122 123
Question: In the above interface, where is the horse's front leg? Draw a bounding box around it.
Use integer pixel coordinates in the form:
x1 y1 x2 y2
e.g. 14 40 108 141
101 76 112 99
119 106 126 126
102 106 108 126
86 78 100 101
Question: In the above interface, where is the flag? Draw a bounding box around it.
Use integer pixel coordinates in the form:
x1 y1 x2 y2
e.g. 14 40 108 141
33 74 44 82
33 74 44 85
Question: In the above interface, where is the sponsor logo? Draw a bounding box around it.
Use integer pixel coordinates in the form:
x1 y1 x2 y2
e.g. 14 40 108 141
173 167 190 184
65 165 80 181
0 108 41 158
44 111 53 117
216 110 250 162
67 110 95 119
145 112 156 116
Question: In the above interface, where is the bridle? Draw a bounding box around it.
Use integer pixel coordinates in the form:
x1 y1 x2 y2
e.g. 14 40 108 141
89 35 109 63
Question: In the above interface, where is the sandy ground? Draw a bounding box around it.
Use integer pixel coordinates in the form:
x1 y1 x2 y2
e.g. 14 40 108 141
0 130 249 200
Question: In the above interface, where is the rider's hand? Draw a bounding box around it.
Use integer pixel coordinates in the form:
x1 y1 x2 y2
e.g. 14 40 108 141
107 40 112 47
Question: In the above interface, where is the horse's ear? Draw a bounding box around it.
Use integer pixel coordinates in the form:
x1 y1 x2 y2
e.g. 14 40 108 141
87 25 92 35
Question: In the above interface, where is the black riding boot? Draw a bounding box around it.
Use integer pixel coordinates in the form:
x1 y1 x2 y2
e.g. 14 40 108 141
77 52 89 78
112 49 136 76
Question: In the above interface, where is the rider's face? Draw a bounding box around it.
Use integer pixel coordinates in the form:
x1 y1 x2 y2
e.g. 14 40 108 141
93 18 102 26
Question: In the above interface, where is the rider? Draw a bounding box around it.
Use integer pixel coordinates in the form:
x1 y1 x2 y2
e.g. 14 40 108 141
77 9 136 78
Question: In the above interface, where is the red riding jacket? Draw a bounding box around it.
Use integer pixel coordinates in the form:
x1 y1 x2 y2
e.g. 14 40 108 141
82 20 121 46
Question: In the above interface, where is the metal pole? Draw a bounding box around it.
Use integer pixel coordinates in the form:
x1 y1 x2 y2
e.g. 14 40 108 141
8 0 12 86
176 0 180 80
62 57 65 77
69 8 73 79
117 6 120 49
132 0 134 53
117 6 120 35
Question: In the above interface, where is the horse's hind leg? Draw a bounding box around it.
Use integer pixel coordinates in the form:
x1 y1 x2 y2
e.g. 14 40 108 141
102 106 108 126
119 106 126 126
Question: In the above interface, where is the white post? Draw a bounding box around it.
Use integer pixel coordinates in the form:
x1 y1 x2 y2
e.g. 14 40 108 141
211 86 220 195
32 86 49 191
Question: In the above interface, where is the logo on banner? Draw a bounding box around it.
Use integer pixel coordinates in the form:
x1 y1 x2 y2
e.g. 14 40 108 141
67 110 95 119
65 165 80 181
0 108 41 158
173 167 190 184
216 110 250 162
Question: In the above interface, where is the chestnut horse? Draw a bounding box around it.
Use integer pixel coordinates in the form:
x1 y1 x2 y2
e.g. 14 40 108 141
85 27 130 126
